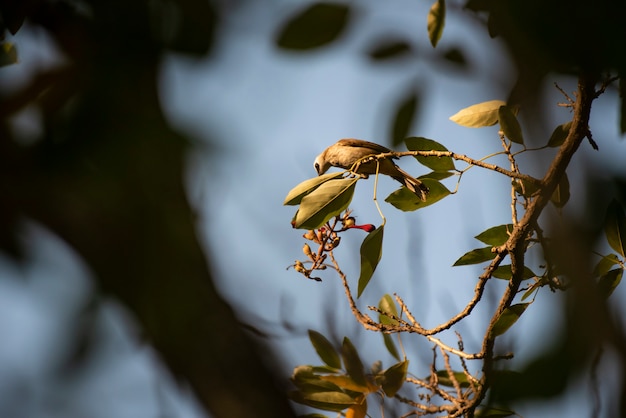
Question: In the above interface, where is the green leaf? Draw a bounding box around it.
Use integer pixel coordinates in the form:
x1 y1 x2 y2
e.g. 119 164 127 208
368 39 412 61
391 90 419 147
498 105 524 144
381 360 408 397
521 278 547 301
605 200 626 257
382 333 401 361
449 100 506 128
550 173 570 208
453 246 496 266
292 366 342 393
378 294 399 325
432 370 472 388
547 121 572 147
405 136 455 171
290 390 357 411
598 268 623 298
358 225 384 297
294 178 358 229
427 0 446 47
341 337 367 386
490 303 530 337
492 265 536 281
385 178 450 211
593 254 621 277
422 170 454 180
309 330 341 369
475 224 513 246
284 172 345 205
276 3 351 50
0 43 18 67
319 375 369 393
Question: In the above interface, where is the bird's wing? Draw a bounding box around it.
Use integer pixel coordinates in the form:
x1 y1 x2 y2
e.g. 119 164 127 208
337 138 393 154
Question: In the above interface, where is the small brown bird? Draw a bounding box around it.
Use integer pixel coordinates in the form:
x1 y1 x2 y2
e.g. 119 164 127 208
314 139 429 201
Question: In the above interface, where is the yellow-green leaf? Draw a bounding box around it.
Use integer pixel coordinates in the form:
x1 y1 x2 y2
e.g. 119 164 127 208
378 294 399 325
319 375 369 393
284 172 345 205
427 0 446 47
381 360 408 397
385 178 450 211
490 303 530 337
358 225 384 297
547 121 572 147
453 246 496 266
405 136 455 171
341 337 367 386
309 330 341 369
294 178 358 229
449 100 506 128
498 105 524 144
474 224 513 246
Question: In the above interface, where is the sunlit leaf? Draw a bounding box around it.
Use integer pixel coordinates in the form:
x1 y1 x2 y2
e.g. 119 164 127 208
319 375 369 393
378 294 399 325
498 105 524 144
345 399 367 418
550 173 570 208
449 100 506 128
492 265 536 280
405 136 455 171
490 303 530 337
276 3 351 50
341 337 367 386
294 178 358 229
593 254 621 277
427 0 445 47
292 366 342 393
475 224 513 246
385 178 450 211
381 360 408 397
604 200 626 257
358 225 384 297
391 90 419 147
309 330 341 369
453 246 496 266
598 268 623 298
547 121 572 147
284 172 345 205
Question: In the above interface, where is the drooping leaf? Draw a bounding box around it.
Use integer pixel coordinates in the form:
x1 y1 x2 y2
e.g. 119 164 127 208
405 136 455 171
0 43 18 67
492 265 536 281
341 337 367 386
294 178 358 229
290 390 357 411
319 375 369 393
490 303 530 337
276 3 351 50
309 330 342 369
385 178 450 211
498 105 524 144
475 224 513 246
382 334 401 361
453 246 496 266
284 172 345 205
427 0 446 47
593 254 621 277
381 360 408 397
550 173 570 208
358 225 384 297
391 90 419 147
598 268 624 298
367 38 412 61
605 200 626 257
547 121 572 147
449 100 506 128
378 294 399 325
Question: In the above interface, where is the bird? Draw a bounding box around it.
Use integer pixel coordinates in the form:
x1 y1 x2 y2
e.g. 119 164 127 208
314 139 429 201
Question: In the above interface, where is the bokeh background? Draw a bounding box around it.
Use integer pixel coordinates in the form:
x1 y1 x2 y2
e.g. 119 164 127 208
1 0 626 417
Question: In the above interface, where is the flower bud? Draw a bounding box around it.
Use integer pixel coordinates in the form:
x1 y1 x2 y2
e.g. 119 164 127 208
303 243 314 260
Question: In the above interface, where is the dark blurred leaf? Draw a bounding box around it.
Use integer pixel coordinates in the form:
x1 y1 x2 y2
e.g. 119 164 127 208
309 330 342 369
341 337 367 386
276 3 351 50
0 43 18 67
453 246 496 266
441 47 467 68
385 178 450 211
358 225 384 297
604 200 626 257
490 303 530 337
547 121 572 147
430 370 472 388
0 1 27 34
367 38 412 61
381 360 408 397
475 224 513 246
294 178 358 229
550 173 570 208
405 136 455 171
598 268 624 298
382 334 401 361
427 0 446 47
391 90 419 147
593 254 621 277
498 105 524 144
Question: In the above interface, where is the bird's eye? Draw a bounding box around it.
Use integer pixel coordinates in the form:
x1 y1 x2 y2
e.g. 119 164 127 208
314 163 320 172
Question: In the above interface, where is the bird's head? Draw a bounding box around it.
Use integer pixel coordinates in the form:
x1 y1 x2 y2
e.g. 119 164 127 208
314 153 330 176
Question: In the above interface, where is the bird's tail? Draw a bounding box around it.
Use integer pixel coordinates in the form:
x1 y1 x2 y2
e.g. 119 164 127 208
392 167 429 201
